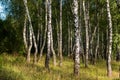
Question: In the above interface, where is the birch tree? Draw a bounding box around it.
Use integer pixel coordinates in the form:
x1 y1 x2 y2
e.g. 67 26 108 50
45 0 51 70
23 14 33 63
50 27 56 66
23 0 33 63
23 14 27 54
39 0 48 61
106 0 112 77
73 0 80 75
23 0 38 63
83 0 89 67
59 0 63 66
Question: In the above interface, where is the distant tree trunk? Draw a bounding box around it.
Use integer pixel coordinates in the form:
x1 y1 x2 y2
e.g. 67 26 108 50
68 21 70 57
33 31 38 64
94 27 99 65
106 0 112 77
27 27 33 63
40 10 43 51
45 0 51 70
79 0 85 63
37 2 40 47
50 28 56 66
39 26 47 60
37 29 40 47
70 25 73 56
73 0 80 76
67 19 73 57
83 0 89 68
79 0 82 38
59 0 63 66
56 19 60 57
37 3 43 57
36 1 42 51
93 4 100 64
90 25 97 64
23 14 28 55
39 0 48 61
33 4 39 63
69 3 74 57
92 0 99 64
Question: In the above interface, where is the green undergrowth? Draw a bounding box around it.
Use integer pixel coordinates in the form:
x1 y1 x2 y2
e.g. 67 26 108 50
0 53 119 80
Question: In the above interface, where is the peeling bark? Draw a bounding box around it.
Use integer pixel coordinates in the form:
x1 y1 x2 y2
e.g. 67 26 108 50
73 0 80 76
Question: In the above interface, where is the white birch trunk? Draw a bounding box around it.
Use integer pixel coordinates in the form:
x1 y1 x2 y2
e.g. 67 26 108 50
33 32 38 64
45 0 51 70
106 0 112 77
23 0 33 63
23 0 38 63
27 26 33 63
73 0 80 76
23 14 28 53
50 28 56 66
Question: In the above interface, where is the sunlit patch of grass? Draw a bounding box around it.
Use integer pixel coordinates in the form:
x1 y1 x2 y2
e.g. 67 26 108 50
0 54 119 80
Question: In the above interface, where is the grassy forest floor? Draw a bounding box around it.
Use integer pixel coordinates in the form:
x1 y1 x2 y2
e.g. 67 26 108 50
0 53 120 80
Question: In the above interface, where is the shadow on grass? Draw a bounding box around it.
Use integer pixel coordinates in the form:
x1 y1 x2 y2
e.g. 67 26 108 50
50 66 96 80
0 67 24 80
113 78 120 80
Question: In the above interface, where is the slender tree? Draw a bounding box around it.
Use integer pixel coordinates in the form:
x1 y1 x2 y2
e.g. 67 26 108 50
59 0 63 66
68 20 70 56
39 0 48 61
83 0 89 67
33 30 38 64
49 0 56 66
23 0 33 63
45 0 51 70
23 0 38 64
73 0 80 75
23 14 27 53
106 0 112 77
50 27 56 66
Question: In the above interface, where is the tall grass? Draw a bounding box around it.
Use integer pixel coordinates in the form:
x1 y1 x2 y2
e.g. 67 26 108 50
0 53 119 80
